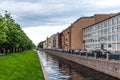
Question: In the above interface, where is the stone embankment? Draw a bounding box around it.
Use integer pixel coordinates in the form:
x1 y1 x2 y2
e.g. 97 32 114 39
44 50 120 79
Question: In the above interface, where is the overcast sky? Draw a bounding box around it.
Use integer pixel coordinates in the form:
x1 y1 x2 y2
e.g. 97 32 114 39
0 0 120 45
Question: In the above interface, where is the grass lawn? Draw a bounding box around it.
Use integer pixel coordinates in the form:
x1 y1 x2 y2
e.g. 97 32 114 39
0 50 44 80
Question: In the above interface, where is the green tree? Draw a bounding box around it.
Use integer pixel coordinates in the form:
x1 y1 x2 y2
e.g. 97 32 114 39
37 41 44 48
0 11 34 53
0 15 7 46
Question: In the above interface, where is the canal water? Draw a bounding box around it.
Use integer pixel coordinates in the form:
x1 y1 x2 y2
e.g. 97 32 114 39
38 51 119 80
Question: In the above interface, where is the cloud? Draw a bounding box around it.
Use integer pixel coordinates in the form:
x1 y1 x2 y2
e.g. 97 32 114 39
0 0 102 27
96 0 120 7
0 0 80 27
22 25 68 45
1 0 120 44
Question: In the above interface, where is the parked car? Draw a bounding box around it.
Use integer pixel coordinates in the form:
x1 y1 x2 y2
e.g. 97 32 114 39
74 50 81 55
79 50 87 56
109 51 120 60
87 50 94 57
57 49 64 52
94 49 108 58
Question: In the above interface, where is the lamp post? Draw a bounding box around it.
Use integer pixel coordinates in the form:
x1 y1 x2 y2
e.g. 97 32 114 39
83 40 85 49
99 36 107 50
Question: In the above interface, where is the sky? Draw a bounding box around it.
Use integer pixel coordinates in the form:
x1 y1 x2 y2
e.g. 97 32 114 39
0 0 120 45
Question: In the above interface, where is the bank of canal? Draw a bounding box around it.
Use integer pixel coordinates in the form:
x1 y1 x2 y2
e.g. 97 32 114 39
0 50 44 80
38 50 119 80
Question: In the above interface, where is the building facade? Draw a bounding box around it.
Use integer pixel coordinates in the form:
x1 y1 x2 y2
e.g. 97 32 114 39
70 14 115 50
83 14 120 51
71 17 95 50
43 13 118 51
52 33 61 49
43 41 47 49
43 33 62 49
61 27 71 49
47 37 52 49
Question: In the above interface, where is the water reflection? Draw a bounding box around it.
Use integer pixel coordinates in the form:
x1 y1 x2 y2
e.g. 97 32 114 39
38 51 119 80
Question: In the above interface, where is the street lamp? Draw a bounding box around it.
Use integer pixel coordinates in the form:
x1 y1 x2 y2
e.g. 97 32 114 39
99 36 107 50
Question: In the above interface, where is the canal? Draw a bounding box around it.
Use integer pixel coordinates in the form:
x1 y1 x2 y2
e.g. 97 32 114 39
38 50 119 80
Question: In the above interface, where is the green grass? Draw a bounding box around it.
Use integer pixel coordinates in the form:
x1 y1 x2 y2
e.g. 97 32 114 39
0 50 44 80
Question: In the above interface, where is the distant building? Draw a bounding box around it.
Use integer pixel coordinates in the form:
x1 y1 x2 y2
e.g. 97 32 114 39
54 33 62 49
43 41 47 49
48 35 54 49
43 37 48 49
52 33 62 49
43 33 62 49
61 27 71 49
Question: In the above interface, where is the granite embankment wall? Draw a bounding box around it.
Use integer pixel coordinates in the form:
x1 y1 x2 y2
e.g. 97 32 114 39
44 50 120 79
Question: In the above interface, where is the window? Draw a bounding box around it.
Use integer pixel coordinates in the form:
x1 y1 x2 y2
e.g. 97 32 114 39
112 43 117 49
95 25 98 30
112 26 117 32
104 36 108 41
112 34 117 40
117 16 120 23
108 43 112 48
88 33 90 37
98 31 101 35
112 18 117 25
98 44 101 49
95 44 98 48
91 26 95 30
94 26 96 30
95 32 97 36
67 32 70 34
101 30 104 34
117 43 120 48
104 21 108 27
86 29 88 32
98 23 101 29
84 34 86 38
89 27 92 31
108 35 112 40
108 27 112 33
101 22 104 28
117 34 120 40
117 25 120 31
104 43 108 48
108 19 112 26
98 37 100 42
104 29 108 34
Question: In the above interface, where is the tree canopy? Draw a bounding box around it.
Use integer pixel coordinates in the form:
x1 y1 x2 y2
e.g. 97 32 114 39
37 41 44 48
0 11 34 53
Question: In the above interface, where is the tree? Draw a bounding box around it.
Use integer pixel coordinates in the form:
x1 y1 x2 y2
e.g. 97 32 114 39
0 11 34 53
0 15 7 46
37 41 44 48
